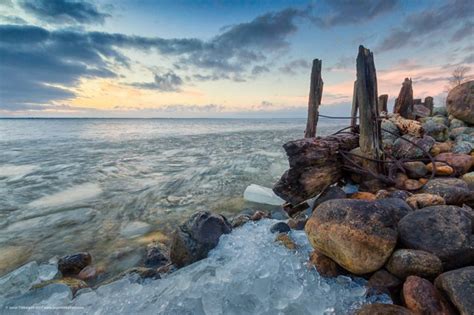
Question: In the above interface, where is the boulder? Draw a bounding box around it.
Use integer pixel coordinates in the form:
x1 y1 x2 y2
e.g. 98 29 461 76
393 135 435 159
423 120 449 142
435 153 472 175
398 206 473 270
421 178 471 205
311 186 346 211
406 193 445 209
356 304 414 315
403 276 455 315
58 252 92 276
305 198 411 274
435 266 474 315
386 249 443 279
403 161 427 179
308 250 339 277
170 211 232 267
446 80 474 124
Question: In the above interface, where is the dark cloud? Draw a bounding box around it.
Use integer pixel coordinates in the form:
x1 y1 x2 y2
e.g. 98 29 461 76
279 59 310 75
311 0 399 27
251 65 270 75
378 0 473 51
451 21 474 42
130 71 183 92
19 0 110 24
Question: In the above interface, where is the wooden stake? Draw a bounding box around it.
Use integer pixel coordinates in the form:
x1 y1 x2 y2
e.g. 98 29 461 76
305 59 323 138
378 94 388 113
350 80 358 131
356 45 384 173
393 78 414 119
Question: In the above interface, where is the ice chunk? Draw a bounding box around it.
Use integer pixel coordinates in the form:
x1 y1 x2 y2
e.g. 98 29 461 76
0 261 38 297
3 283 72 309
12 220 390 314
37 264 59 282
120 221 152 239
342 183 359 194
243 184 285 205
28 183 102 209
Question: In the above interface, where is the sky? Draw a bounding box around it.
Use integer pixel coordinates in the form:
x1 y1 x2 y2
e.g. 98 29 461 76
0 0 472 118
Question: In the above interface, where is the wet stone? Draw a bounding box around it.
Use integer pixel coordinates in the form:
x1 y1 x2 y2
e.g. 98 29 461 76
270 222 290 234
58 252 92 276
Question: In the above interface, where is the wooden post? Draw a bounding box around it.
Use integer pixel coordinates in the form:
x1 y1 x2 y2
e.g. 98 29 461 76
424 96 434 115
356 45 384 173
350 80 358 130
378 94 388 113
305 59 323 138
393 78 414 119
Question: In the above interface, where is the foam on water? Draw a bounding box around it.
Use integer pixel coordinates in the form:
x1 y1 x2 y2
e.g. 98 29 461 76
1 220 390 314
0 164 37 178
28 183 102 209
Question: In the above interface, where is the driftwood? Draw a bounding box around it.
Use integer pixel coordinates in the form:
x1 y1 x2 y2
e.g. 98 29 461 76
273 133 359 205
424 96 434 115
393 78 414 119
305 59 323 138
389 114 424 137
378 94 388 113
355 45 384 174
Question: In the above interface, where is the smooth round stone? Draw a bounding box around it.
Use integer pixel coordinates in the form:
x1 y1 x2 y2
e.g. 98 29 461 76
435 266 474 315
461 172 474 190
270 222 290 233
386 249 443 279
403 276 453 314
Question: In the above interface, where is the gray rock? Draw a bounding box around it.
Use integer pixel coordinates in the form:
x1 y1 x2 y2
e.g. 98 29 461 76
393 135 435 159
386 249 443 279
170 211 232 267
423 120 449 142
450 118 467 129
432 107 448 117
435 266 474 315
453 141 473 154
462 172 474 190
421 178 471 205
398 205 474 270
270 222 290 233
403 161 427 179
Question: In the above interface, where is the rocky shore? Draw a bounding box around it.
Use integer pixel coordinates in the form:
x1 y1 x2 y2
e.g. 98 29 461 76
1 79 473 314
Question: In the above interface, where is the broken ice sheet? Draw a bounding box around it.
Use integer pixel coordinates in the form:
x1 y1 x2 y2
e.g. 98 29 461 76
243 184 285 205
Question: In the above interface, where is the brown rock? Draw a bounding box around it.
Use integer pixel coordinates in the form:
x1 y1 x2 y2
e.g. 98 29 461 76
395 173 409 189
287 217 307 230
275 233 297 250
58 252 92 276
77 266 97 281
368 269 402 299
406 193 446 209
305 198 411 274
230 214 250 228
446 80 474 124
431 142 454 157
435 153 472 175
308 250 339 277
311 186 346 211
250 210 270 221
426 162 455 176
435 266 474 315
419 178 429 185
404 179 424 191
403 276 454 315
351 192 377 200
356 304 414 315
386 249 443 279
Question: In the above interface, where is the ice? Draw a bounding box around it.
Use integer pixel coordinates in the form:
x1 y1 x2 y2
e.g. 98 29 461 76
0 164 37 179
243 184 285 206
0 261 38 298
4 220 390 314
37 264 59 282
342 183 359 194
27 183 102 209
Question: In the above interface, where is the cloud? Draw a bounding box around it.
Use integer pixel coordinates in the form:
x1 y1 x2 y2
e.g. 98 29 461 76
0 15 27 24
378 0 473 52
251 65 270 76
19 0 110 24
311 0 399 27
279 59 310 75
130 71 183 92
451 21 474 42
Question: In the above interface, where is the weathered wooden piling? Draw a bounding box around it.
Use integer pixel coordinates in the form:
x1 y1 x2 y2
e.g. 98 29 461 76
378 94 388 113
350 80 358 130
355 45 384 173
393 78 414 119
304 59 323 138
424 96 434 115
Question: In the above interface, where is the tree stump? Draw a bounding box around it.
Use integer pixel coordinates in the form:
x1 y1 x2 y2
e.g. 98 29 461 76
356 45 384 174
305 59 323 138
393 78 414 119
